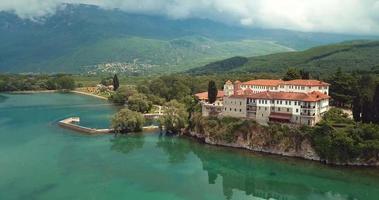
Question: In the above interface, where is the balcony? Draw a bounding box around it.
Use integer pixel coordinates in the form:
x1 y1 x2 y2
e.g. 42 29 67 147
301 105 316 109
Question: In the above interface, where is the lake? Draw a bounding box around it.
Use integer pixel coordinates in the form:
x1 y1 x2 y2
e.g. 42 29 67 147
0 93 379 200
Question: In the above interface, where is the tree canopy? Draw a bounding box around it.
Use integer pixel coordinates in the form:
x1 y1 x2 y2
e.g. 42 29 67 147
111 108 145 133
160 100 189 134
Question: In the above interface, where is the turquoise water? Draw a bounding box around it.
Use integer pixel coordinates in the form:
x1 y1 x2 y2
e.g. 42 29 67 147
0 93 379 200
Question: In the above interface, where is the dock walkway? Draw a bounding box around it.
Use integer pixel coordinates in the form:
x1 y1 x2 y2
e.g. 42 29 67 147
58 117 160 134
58 117 113 134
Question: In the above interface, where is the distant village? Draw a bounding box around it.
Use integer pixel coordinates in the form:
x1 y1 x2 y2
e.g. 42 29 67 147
196 79 330 126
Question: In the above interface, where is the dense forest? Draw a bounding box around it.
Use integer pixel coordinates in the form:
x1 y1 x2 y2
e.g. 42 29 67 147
189 40 379 76
0 74 76 91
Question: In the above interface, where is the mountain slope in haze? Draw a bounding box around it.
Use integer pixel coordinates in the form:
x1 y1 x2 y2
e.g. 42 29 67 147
188 40 379 75
0 4 377 74
21 36 293 74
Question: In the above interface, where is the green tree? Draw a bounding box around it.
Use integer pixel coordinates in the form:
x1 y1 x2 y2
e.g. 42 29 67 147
55 76 75 90
299 69 310 79
352 93 362 122
362 94 374 123
128 93 152 113
108 90 127 105
113 74 120 91
100 77 113 86
328 68 356 107
111 108 145 133
208 80 218 104
374 84 379 123
160 100 188 134
283 68 301 81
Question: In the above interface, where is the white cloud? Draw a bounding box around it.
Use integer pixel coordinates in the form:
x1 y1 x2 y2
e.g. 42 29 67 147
0 0 379 35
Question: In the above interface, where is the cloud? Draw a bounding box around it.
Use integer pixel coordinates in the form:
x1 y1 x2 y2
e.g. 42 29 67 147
1 0 379 35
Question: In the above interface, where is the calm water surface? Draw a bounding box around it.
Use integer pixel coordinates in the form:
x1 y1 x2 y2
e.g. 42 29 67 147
0 93 379 200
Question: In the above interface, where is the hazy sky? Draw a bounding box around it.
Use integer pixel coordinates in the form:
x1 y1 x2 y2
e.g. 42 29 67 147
1 0 379 35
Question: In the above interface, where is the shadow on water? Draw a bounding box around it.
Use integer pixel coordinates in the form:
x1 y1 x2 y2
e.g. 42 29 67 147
110 134 145 154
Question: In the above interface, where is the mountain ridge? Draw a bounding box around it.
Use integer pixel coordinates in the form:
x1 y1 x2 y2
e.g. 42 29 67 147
188 40 379 75
0 4 378 74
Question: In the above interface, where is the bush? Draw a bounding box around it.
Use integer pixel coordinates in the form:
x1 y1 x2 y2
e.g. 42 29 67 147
55 76 76 90
128 93 152 113
109 90 127 105
160 100 188 134
111 108 145 133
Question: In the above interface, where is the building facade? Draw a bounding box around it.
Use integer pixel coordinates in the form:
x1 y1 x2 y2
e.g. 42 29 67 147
197 79 330 126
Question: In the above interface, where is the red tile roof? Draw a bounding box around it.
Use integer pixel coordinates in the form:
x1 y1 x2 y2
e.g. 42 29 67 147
195 91 224 100
231 91 330 102
240 79 329 87
284 79 330 86
242 79 283 86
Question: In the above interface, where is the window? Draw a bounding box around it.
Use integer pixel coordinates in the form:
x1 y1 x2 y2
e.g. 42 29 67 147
240 109 242 112
296 109 299 113
265 107 267 111
278 108 281 111
235 108 237 112
287 108 290 112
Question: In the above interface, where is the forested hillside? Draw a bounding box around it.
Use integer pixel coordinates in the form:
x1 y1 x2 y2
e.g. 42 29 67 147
189 40 379 75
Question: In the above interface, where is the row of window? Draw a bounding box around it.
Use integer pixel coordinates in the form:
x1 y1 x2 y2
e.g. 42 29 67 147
225 107 242 112
240 85 328 91
225 100 243 105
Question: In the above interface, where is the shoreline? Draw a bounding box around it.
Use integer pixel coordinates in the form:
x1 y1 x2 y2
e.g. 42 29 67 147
4 90 108 100
71 90 108 100
186 131 379 167
8 90 58 94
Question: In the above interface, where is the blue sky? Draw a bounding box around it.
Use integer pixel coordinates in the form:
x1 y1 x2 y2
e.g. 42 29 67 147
1 0 379 35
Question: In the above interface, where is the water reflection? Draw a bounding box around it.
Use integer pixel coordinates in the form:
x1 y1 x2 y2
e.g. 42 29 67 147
109 133 379 200
156 135 191 164
110 134 145 154
188 140 379 200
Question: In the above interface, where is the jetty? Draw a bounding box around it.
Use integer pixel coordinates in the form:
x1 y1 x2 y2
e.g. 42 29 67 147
58 117 160 134
58 117 113 134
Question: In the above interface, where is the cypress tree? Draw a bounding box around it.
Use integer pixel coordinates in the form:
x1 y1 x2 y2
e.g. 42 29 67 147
208 80 218 104
113 74 120 91
361 94 374 123
373 84 379 123
352 93 362 122
300 69 310 80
